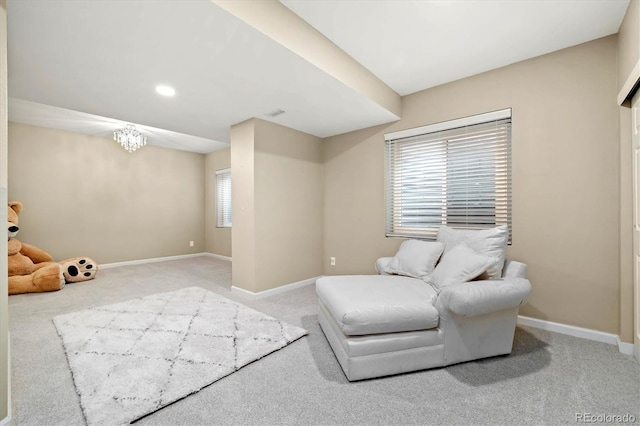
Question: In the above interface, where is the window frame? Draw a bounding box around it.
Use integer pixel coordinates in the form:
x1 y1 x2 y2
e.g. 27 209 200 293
384 108 512 241
215 168 232 228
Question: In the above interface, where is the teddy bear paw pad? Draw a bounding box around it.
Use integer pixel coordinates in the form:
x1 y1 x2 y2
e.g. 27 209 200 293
63 257 98 283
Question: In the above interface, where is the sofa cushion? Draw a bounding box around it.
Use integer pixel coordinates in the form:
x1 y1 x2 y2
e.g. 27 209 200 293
384 239 444 279
318 301 444 357
316 275 439 335
436 224 508 279
427 244 497 291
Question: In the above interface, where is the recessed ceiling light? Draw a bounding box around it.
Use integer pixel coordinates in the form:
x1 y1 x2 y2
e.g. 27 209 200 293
155 85 176 97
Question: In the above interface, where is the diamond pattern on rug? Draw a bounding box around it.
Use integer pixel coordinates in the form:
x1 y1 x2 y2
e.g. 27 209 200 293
53 286 307 426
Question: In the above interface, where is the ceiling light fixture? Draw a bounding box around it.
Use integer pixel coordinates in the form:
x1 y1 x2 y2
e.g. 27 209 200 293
155 85 176 97
113 124 147 152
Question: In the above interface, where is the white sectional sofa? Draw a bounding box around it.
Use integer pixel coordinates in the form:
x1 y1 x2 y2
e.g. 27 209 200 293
315 225 532 381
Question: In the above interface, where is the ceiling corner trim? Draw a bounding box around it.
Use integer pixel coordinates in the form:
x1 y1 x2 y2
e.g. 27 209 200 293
211 0 401 119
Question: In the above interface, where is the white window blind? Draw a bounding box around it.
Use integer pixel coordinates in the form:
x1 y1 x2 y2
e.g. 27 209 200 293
216 168 232 228
385 109 512 241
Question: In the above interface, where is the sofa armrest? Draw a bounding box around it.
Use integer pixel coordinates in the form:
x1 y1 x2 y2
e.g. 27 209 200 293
503 260 527 278
375 257 394 275
438 277 531 317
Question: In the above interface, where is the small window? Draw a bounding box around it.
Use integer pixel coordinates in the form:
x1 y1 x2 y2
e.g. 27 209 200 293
216 168 232 228
385 109 512 241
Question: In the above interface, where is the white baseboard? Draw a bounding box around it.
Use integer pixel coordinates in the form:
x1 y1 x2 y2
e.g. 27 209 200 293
100 253 221 269
201 252 232 262
1 332 9 426
518 315 634 356
231 276 323 300
617 338 635 357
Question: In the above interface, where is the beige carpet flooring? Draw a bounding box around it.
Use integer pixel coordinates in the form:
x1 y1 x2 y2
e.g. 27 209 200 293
8 256 640 425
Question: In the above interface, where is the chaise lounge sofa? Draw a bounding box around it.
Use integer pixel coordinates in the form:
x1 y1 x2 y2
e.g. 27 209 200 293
316 225 531 381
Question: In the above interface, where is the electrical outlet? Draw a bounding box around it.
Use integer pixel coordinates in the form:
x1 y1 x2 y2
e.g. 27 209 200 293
189 241 194 247
330 257 336 266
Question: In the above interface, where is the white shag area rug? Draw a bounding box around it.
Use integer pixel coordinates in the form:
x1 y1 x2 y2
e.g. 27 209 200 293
53 286 308 425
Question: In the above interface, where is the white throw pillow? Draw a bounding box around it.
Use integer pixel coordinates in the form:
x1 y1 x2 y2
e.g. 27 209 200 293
384 239 444 279
436 224 508 279
428 243 497 291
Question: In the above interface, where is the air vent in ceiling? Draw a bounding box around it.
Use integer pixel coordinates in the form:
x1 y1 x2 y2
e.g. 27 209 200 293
265 109 286 118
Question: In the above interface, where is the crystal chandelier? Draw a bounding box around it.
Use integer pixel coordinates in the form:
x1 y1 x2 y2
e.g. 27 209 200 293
113 124 147 152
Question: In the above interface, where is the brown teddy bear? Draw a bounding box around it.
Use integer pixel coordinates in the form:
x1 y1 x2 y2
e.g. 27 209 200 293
8 201 98 295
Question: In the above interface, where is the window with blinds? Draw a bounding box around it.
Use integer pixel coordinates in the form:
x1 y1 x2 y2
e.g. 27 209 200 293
216 168 232 228
384 109 512 241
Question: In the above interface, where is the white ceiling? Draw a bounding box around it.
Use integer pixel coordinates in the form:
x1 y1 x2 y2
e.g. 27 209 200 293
6 0 630 154
282 0 631 96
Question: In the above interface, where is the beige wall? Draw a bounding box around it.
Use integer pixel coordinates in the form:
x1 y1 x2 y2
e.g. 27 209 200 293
324 36 622 335
205 148 232 258
231 119 256 291
231 118 323 293
254 119 323 292
8 122 206 264
0 0 9 420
